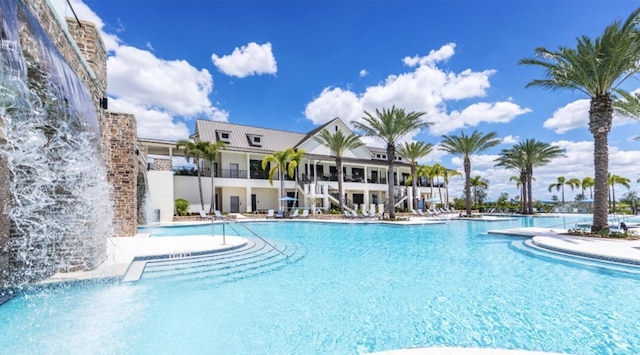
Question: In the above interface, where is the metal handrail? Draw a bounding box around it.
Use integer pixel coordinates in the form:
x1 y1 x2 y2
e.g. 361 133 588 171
212 218 286 256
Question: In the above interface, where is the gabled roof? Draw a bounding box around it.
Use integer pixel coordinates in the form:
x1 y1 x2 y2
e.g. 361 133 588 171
195 120 306 153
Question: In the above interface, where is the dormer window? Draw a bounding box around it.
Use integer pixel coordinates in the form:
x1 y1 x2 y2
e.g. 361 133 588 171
247 134 263 147
216 130 231 143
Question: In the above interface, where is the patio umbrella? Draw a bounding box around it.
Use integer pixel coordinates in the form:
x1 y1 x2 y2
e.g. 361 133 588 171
278 197 297 201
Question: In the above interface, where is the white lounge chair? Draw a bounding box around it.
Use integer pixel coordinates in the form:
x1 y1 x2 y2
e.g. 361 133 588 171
199 210 212 220
344 210 352 219
266 209 275 219
300 209 309 218
276 209 284 218
290 209 299 218
214 210 225 220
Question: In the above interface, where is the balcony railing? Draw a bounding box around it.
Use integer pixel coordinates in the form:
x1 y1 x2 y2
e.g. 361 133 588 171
220 169 247 179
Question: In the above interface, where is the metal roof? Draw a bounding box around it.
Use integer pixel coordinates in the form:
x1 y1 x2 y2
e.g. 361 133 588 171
195 120 307 153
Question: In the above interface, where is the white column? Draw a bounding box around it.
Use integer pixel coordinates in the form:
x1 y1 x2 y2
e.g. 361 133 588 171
245 186 252 213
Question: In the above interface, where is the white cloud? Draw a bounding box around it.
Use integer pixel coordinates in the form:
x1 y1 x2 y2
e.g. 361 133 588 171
109 98 190 141
501 135 520 144
304 87 363 125
107 45 219 118
403 43 456 67
211 42 277 78
359 69 368 78
429 101 531 135
544 98 638 134
49 0 119 50
305 43 530 136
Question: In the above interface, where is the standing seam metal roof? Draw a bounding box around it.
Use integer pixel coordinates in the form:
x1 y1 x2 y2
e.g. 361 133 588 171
195 120 307 153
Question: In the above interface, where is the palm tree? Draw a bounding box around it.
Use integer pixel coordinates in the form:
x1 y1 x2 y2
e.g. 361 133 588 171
496 148 528 213
519 8 640 232
469 175 489 207
352 106 431 219
430 163 447 207
581 177 595 199
608 174 631 212
288 148 306 210
548 176 579 206
199 140 226 213
262 148 296 211
397 141 433 211
176 139 206 211
441 168 461 209
440 130 500 216
314 129 363 212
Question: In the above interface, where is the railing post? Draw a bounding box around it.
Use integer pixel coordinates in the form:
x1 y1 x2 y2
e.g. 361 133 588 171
222 221 226 245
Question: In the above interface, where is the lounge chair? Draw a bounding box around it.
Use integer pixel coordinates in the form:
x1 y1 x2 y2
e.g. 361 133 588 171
300 209 309 219
417 209 427 217
369 209 379 219
266 209 275 219
276 209 284 218
214 210 225 220
344 210 352 219
199 210 212 220
290 209 299 218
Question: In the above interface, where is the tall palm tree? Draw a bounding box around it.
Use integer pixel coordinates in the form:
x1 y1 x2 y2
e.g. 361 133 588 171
199 140 226 213
548 176 579 206
176 139 206 211
469 175 489 207
440 130 500 216
352 106 431 219
314 129 363 212
441 168 461 209
417 164 433 206
496 148 528 213
288 148 306 210
519 8 640 232
397 141 433 211
262 148 296 211
581 177 595 199
430 163 447 207
608 174 631 212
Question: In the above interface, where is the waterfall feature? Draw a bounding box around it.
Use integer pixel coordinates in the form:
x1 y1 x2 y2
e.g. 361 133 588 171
0 0 113 288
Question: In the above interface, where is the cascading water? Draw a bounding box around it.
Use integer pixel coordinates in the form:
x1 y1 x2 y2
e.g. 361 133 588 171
0 0 113 289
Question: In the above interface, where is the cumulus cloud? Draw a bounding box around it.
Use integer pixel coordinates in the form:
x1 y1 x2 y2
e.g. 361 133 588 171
305 43 530 136
429 101 531 135
403 43 456 67
107 46 218 117
211 42 277 78
359 69 369 78
50 0 229 140
501 135 520 145
109 98 190 140
544 98 637 134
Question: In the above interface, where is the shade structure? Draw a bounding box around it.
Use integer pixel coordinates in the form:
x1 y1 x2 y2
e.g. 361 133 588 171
278 196 297 201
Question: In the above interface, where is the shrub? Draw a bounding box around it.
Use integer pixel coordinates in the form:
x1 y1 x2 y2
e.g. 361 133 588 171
175 198 189 216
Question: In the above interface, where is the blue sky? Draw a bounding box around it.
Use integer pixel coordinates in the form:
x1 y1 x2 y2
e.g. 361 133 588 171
53 0 640 202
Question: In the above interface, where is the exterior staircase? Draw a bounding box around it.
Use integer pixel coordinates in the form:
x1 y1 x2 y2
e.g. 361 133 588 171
123 238 304 285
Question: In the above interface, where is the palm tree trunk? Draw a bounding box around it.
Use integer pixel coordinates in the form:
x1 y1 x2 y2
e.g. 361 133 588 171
464 156 471 216
590 95 612 233
527 168 533 214
337 158 344 212
387 144 396 219
444 183 450 209
612 185 616 213
437 177 444 207
279 166 285 211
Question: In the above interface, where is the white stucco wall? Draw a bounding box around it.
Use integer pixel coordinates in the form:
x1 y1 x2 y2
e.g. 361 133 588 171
147 170 174 223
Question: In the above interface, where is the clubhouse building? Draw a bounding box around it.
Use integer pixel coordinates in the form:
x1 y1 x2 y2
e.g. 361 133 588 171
140 118 447 222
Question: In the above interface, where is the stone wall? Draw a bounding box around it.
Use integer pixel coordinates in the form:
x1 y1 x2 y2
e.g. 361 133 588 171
104 112 139 237
154 158 173 171
0 138 9 288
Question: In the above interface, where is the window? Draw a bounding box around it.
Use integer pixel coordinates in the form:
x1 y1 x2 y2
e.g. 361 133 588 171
247 134 263 147
216 130 231 143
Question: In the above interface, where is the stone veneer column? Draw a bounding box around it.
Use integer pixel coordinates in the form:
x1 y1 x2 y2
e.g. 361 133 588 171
0 137 9 288
154 158 173 171
104 112 138 237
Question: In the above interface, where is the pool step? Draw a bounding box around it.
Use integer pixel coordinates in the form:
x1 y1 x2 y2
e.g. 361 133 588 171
126 238 303 285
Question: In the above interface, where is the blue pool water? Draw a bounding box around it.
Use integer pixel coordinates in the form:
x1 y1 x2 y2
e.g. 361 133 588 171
2 216 640 354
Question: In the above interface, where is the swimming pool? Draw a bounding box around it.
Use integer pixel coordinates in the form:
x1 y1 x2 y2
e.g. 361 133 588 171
2 216 640 354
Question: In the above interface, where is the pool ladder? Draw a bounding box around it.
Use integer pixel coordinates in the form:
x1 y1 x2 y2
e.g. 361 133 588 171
211 218 287 256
